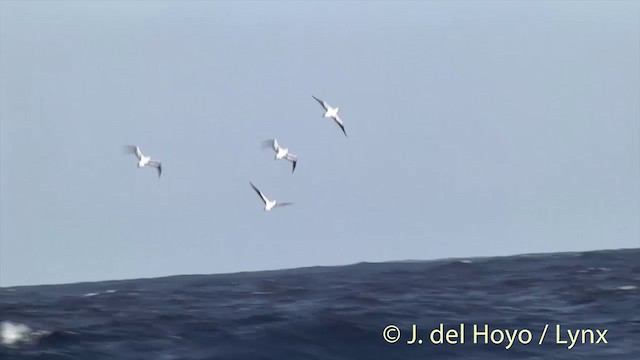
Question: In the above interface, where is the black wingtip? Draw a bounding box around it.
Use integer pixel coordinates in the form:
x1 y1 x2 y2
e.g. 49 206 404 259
340 125 348 137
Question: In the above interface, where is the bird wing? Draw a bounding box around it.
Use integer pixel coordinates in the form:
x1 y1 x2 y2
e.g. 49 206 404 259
250 182 269 204
125 145 143 159
261 139 278 152
333 116 347 137
262 139 274 149
285 153 298 173
312 95 329 111
148 160 162 177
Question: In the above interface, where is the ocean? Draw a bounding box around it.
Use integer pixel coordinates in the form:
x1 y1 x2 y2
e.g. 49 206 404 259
1 248 638 360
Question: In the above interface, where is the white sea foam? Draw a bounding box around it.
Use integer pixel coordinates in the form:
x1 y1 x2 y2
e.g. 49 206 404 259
0 321 32 347
83 292 99 297
586 267 611 272
617 285 636 291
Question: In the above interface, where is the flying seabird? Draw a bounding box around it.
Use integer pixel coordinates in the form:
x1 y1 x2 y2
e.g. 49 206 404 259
250 182 293 211
125 145 162 177
262 138 298 173
312 95 347 137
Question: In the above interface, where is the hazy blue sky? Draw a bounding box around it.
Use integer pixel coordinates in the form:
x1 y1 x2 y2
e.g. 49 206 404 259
1 0 638 287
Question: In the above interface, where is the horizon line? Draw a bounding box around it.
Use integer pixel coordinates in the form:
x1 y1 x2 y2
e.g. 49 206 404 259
1 246 637 289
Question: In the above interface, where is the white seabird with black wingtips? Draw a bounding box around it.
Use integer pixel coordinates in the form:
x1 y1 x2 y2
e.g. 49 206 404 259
312 95 347 137
125 145 162 178
250 182 293 211
262 138 298 173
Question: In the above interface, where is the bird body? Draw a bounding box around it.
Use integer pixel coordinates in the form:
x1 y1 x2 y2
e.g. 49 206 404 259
126 145 162 177
137 155 151 168
274 139 289 159
264 139 298 173
312 95 347 137
250 182 293 211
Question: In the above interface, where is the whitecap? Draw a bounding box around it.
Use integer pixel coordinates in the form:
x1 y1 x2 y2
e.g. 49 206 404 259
0 321 32 347
617 285 636 291
83 292 99 297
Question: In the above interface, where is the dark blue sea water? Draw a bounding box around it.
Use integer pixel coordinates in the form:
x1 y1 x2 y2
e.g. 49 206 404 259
1 249 639 360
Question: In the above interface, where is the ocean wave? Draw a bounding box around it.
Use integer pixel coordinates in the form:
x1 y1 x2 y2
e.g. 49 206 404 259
1 248 638 359
0 321 60 348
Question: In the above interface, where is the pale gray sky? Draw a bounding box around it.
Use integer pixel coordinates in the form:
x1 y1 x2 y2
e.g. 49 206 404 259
1 0 638 287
